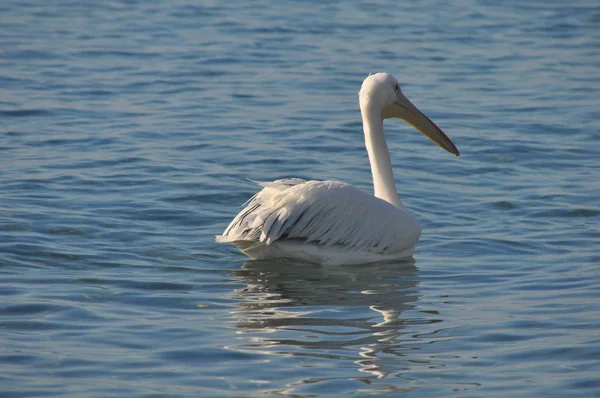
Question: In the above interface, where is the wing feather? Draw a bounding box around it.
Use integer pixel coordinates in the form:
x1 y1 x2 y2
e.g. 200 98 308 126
218 179 421 254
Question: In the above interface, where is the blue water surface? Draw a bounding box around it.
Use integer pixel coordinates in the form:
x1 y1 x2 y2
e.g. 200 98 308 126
1 0 599 397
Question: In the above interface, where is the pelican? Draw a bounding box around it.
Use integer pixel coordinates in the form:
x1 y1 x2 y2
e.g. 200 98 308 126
217 72 459 265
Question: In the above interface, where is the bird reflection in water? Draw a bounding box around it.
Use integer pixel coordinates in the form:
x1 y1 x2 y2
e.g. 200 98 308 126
227 258 433 387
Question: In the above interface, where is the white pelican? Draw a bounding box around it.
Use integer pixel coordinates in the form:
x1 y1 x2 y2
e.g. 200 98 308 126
217 72 459 265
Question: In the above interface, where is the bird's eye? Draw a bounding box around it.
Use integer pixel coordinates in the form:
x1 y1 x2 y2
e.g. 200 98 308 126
394 84 399 91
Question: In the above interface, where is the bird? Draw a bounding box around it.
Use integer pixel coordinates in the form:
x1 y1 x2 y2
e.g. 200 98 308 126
216 72 459 265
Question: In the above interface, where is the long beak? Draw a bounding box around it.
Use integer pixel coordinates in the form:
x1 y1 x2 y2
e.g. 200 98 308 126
383 92 460 157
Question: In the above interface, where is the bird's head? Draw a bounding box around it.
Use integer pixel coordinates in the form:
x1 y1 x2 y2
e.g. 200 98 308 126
359 72 459 157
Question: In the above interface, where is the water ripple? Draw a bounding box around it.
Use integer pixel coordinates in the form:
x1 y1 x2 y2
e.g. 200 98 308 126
1 0 599 397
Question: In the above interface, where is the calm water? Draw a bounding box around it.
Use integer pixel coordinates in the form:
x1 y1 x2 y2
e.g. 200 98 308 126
2 0 600 397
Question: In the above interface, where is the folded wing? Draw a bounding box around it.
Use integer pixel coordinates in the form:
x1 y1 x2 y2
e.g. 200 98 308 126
217 179 421 255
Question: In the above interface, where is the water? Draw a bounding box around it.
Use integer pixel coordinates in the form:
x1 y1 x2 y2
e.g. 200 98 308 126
1 0 599 396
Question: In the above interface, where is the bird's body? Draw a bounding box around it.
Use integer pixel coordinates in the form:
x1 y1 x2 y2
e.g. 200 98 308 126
216 178 421 265
217 73 459 265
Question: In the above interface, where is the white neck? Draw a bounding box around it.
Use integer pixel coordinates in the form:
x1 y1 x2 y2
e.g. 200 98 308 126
361 104 403 208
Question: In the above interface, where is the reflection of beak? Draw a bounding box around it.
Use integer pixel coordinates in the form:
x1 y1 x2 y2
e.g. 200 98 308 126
382 93 460 157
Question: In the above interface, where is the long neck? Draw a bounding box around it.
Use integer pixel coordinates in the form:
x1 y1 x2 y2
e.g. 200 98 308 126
362 105 403 208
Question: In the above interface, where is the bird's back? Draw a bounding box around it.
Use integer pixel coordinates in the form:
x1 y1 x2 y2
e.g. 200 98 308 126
217 179 421 263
